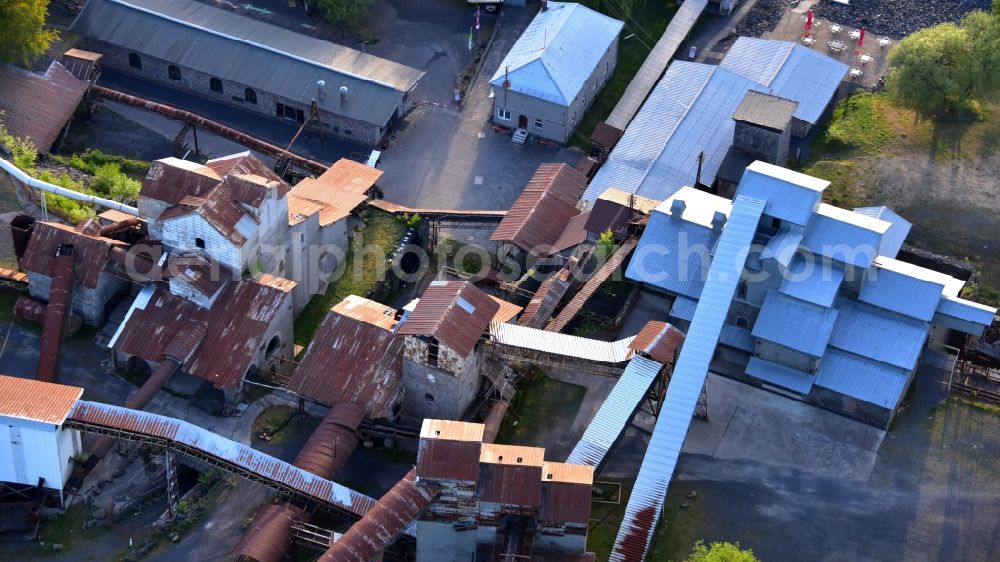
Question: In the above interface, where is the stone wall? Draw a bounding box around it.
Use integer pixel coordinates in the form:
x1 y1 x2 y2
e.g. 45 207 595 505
733 121 791 166
754 339 819 373
28 271 125 326
82 40 386 147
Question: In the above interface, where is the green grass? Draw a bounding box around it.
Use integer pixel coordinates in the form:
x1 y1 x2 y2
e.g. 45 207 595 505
811 92 895 157
36 503 93 549
252 405 297 437
586 479 702 562
0 292 18 323
293 211 406 347
495 367 587 444
800 159 869 209
569 2 680 152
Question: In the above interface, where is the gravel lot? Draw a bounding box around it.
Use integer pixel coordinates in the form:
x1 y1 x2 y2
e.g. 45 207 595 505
814 0 993 37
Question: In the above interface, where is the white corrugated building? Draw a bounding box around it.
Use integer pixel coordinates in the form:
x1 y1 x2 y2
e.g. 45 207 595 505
490 2 623 143
626 161 997 428
0 375 83 504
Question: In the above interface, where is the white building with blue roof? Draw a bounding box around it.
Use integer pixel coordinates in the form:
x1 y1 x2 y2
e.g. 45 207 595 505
490 1 622 143
626 160 997 428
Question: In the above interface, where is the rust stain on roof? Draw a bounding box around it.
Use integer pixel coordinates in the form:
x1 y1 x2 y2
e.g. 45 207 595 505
0 61 89 152
20 222 125 289
540 462 594 525
613 505 657 562
478 443 545 507
331 295 398 330
420 419 484 442
286 194 326 226
286 303 403 419
488 295 522 324
140 158 221 205
230 503 303 562
416 420 485 482
158 182 256 246
114 278 290 389
628 321 685 364
0 374 83 425
490 163 587 252
254 273 297 293
289 159 376 226
396 281 499 358
168 254 231 299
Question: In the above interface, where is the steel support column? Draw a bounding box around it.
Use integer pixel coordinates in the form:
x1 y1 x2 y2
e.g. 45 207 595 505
165 447 179 520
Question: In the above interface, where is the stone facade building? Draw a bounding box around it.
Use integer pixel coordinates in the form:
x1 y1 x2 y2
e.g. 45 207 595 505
70 0 424 147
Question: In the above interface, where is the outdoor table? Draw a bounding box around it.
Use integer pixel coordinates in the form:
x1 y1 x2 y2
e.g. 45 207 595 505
828 40 845 52
859 54 873 64
850 29 861 40
830 24 842 34
850 67 863 78
879 37 892 48
802 36 816 46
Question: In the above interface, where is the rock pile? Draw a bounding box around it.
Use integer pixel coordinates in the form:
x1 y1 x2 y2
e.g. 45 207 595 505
736 0 799 37
813 0 992 38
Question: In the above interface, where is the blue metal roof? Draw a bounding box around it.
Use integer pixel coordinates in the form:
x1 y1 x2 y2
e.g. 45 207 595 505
828 300 928 371
610 196 764 562
720 37 850 125
720 323 755 352
670 295 698 322
761 228 803 268
815 349 911 409
859 258 947 322
746 356 815 394
734 161 826 226
752 290 838 357
779 253 845 307
626 209 720 299
584 62 761 202
936 295 996 327
801 204 890 268
491 2 623 105
853 206 912 258
566 356 662 467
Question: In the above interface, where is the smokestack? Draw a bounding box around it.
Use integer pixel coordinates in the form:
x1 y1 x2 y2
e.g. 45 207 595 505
316 80 326 101
542 0 548 11
670 199 686 219
340 85 349 106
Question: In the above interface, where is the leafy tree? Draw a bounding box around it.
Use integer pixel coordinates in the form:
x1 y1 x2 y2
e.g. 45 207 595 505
685 540 760 562
0 0 59 66
315 0 374 26
887 3 1000 116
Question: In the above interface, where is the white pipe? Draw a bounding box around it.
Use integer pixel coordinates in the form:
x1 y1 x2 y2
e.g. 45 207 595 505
0 157 140 216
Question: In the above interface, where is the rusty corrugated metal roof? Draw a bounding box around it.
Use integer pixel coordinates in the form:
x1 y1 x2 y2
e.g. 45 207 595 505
540 462 593 525
254 273 297 293
286 194 325 226
551 211 591 254
168 254 231 299
140 158 221 205
317 469 438 562
628 321 685 364
289 159 376 226
519 269 571 329
67 400 377 515
98 208 136 224
416 420 484 482
158 182 257 246
0 374 83 425
585 198 631 238
396 281 499 358
490 163 587 252
488 295 522 324
20 222 125 289
595 188 661 215
231 503 303 562
0 61 88 152
477 443 545 507
206 151 286 189
331 295 398 330
286 305 403 419
114 278 290 389
590 122 624 150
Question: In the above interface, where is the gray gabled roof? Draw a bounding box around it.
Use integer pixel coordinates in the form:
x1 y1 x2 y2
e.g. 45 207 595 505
71 0 424 127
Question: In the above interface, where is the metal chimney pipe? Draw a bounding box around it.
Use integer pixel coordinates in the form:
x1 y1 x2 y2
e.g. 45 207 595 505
340 85 349 106
316 79 326 100
542 0 548 11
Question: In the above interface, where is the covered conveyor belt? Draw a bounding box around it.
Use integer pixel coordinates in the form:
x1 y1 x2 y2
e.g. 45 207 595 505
64 401 378 522
610 196 764 562
604 0 709 131
487 321 636 376
565 356 662 468
368 199 507 220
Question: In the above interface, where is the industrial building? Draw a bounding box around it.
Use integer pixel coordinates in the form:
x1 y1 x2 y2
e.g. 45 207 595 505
69 0 425 147
0 375 84 504
583 38 848 203
490 1 623 143
626 161 997 427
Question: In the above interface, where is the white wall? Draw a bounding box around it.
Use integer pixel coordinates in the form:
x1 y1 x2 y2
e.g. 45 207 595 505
161 213 247 273
0 416 80 491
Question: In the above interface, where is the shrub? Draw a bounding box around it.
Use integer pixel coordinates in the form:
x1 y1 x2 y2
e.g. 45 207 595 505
0 120 38 170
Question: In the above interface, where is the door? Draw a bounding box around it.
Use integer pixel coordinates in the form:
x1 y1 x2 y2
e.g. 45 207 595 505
9 426 28 483
518 114 528 129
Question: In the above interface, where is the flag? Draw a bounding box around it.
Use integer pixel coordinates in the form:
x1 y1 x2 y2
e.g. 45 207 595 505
468 27 473 50
476 6 480 30
805 10 813 31
858 26 865 46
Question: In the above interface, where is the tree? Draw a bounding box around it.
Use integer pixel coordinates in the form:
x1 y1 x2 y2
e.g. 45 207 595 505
0 0 59 66
887 3 1000 117
685 541 759 562
580 0 645 22
315 0 374 27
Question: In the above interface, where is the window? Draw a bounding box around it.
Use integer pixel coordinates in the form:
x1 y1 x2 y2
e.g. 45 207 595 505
167 65 180 80
571 111 577 123
497 108 511 121
592 81 597 92
736 317 749 329
276 102 303 122
533 118 543 129
195 237 205 249
583 93 587 105
736 281 748 300
424 393 435 402
244 87 257 105
210 78 223 93
771 217 782 230
128 53 142 69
